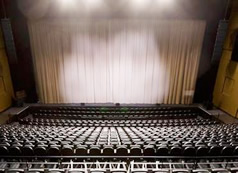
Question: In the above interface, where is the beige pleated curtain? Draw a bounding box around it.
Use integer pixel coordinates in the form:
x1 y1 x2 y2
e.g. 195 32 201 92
28 20 206 104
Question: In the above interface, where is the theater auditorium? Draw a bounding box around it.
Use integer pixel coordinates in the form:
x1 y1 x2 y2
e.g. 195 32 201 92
0 0 238 172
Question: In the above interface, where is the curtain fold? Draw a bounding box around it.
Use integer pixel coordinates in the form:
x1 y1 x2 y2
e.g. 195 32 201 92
28 20 206 104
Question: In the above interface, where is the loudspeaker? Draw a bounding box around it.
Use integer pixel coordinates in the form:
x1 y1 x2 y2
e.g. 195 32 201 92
0 19 18 64
231 34 238 62
211 20 228 63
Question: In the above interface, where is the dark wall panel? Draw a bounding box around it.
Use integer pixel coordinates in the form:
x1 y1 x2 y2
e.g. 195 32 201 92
0 0 37 103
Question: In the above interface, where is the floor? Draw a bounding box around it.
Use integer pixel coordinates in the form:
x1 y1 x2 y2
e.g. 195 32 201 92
208 109 238 124
0 106 28 124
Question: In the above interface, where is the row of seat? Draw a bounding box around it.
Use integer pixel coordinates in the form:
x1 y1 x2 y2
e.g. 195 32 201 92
1 125 238 156
3 125 238 145
19 118 218 127
35 106 200 111
24 106 209 120
30 113 200 120
36 109 196 113
21 118 214 123
1 105 229 160
0 142 237 156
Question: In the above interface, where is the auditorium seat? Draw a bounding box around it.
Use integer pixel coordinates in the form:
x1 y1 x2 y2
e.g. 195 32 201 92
90 169 106 173
157 146 169 156
61 145 74 156
48 146 60 156
103 146 114 155
75 146 87 155
192 169 210 173
7 169 25 173
22 145 34 156
130 145 142 156
89 146 101 155
172 169 189 173
209 145 222 156
144 145 156 156
170 146 182 156
196 146 209 156
28 169 45 173
221 146 234 156
116 145 128 155
183 146 196 156
211 168 230 173
68 170 85 173
230 168 238 173
9 145 22 156
34 146 47 155
233 146 238 155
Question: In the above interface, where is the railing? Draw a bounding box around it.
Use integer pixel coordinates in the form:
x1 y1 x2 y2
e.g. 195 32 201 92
0 161 238 173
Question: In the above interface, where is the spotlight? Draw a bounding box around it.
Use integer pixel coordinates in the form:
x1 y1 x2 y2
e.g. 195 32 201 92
130 0 151 10
84 0 103 10
156 0 174 7
58 0 76 8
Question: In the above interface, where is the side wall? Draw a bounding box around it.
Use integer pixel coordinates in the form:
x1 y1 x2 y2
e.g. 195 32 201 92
0 27 14 112
213 1 238 117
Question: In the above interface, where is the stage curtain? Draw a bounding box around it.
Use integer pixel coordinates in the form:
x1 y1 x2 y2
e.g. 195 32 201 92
28 20 206 104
